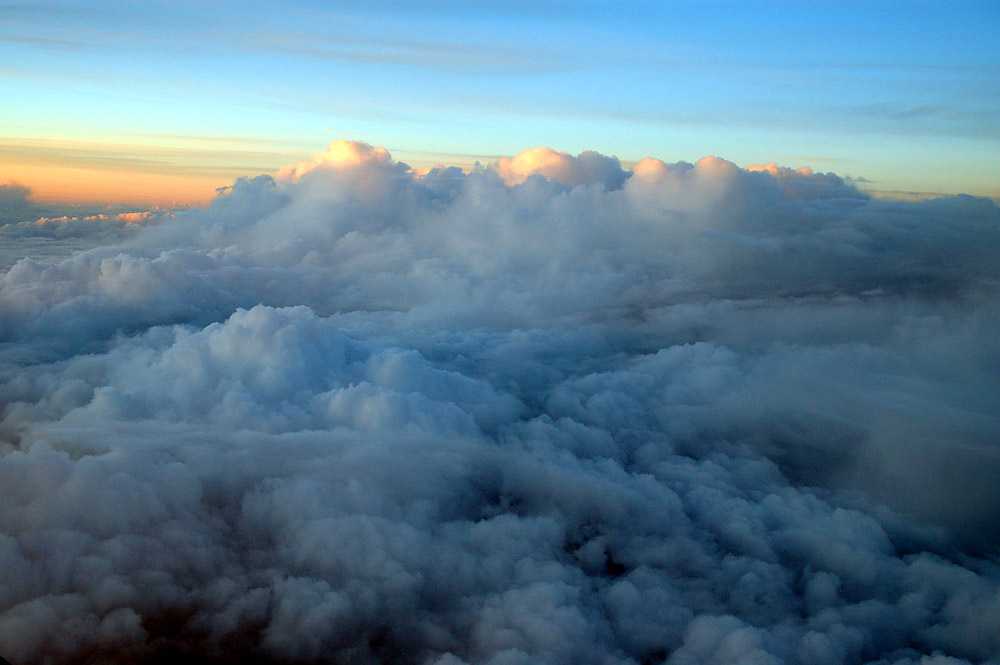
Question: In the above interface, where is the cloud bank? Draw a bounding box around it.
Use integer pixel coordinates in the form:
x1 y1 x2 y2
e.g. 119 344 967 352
0 183 169 270
1 140 998 665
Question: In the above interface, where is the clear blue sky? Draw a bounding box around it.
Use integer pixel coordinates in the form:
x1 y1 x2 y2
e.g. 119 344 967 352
1 0 998 203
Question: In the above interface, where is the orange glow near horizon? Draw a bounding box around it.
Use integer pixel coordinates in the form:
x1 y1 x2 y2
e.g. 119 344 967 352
0 136 302 207
8 164 227 207
3 136 996 210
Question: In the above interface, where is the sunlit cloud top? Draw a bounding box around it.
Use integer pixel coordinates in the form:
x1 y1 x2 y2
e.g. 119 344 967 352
1 0 998 203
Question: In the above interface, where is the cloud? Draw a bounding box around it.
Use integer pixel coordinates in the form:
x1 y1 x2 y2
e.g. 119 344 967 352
0 140 998 664
0 182 39 225
491 146 628 188
0 184 170 271
277 138 399 180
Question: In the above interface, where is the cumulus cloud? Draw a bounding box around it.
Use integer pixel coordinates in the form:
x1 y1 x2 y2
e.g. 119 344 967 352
491 146 628 189
0 140 998 665
0 182 37 226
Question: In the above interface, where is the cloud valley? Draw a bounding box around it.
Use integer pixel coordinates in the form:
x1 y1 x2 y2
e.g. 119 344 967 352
1 141 998 665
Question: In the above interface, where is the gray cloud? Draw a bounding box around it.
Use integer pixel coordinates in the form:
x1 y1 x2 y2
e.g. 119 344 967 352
0 140 998 664
0 182 38 225
0 184 171 271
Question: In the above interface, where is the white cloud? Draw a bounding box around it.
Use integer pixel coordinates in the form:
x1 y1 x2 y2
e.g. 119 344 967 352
491 146 628 188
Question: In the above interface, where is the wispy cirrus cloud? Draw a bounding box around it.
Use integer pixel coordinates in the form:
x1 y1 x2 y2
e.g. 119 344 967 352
0 137 304 176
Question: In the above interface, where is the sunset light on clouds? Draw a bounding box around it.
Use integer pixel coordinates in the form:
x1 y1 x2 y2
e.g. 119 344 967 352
2 1 999 204
2 3 1000 665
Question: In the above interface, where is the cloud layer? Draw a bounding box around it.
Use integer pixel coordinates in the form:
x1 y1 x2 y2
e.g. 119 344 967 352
0 183 169 270
1 140 998 665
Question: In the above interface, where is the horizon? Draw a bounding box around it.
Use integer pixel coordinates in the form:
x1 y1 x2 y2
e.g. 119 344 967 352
8 136 998 210
2 1 999 206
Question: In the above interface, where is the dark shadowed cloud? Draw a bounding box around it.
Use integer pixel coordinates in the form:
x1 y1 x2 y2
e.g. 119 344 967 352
0 182 38 225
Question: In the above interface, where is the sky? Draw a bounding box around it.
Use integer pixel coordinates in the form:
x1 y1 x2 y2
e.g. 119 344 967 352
2 3 1000 664
1 0 999 205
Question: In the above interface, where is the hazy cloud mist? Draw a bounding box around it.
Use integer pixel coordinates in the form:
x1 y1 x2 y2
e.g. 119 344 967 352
1 141 998 665
0 183 169 270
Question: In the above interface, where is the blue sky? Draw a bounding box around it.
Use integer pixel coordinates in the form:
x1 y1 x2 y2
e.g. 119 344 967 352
1 0 998 202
